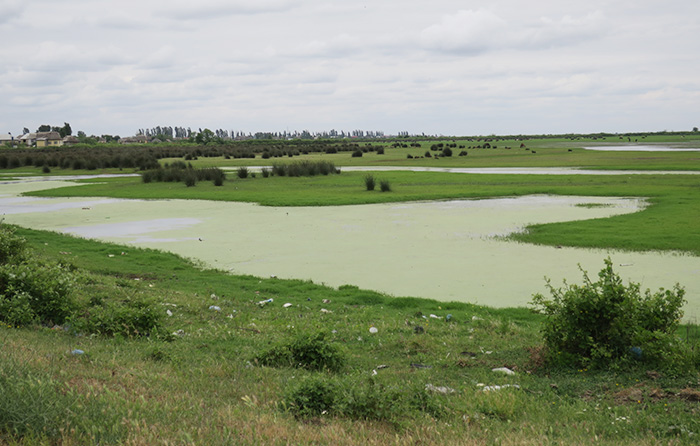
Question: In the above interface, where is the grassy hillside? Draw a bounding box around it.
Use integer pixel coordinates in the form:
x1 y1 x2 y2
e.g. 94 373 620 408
1 226 699 445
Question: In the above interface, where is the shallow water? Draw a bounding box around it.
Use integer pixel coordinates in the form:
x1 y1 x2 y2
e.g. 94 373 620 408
2 180 699 318
582 145 700 152
294 166 700 175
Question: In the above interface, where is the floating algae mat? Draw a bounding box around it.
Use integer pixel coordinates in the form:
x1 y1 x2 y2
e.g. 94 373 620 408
3 180 700 318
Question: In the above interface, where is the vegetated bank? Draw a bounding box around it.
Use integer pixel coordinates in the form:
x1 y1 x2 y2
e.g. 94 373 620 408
1 224 700 445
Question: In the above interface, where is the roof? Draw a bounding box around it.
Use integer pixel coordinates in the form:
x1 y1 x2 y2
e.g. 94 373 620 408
36 131 62 140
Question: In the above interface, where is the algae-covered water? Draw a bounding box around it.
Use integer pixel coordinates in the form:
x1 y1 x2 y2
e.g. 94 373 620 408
2 180 699 318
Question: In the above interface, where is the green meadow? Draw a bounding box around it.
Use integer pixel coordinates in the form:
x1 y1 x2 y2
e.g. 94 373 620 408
2 134 700 445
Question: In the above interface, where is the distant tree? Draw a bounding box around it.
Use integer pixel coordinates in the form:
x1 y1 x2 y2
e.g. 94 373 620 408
22 127 29 135
59 122 72 138
37 124 51 132
194 128 216 144
694 127 699 132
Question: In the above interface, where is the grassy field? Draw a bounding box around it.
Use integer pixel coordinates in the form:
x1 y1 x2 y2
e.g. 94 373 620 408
158 136 700 170
27 171 700 255
2 226 700 445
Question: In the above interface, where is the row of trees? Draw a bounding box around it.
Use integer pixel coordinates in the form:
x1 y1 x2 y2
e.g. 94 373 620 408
133 126 388 142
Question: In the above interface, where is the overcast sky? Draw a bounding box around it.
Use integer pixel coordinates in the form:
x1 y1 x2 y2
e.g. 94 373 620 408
1 0 698 137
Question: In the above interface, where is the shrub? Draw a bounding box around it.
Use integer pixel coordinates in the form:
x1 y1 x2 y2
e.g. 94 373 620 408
0 260 75 326
237 167 248 179
0 225 26 265
376 147 385 154
261 167 270 178
531 258 688 369
283 375 338 418
351 150 363 157
441 147 453 157
380 180 391 192
270 161 338 177
183 171 197 187
71 297 163 337
364 174 376 191
255 331 345 372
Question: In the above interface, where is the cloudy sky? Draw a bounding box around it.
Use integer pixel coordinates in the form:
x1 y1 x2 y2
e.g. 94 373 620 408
1 0 698 137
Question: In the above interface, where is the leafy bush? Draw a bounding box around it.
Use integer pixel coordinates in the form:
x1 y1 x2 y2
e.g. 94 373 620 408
380 180 392 192
531 258 688 368
0 225 26 265
364 174 376 191
255 331 345 372
351 150 363 157
282 375 446 422
0 260 75 326
282 375 338 418
70 297 163 337
237 166 249 179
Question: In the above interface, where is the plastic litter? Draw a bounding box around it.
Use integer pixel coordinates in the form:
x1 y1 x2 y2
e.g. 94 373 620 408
425 383 455 394
320 308 333 314
414 325 425 334
369 326 378 334
209 305 221 311
257 298 273 306
481 384 521 392
630 346 643 359
283 303 293 308
446 314 453 321
71 349 84 355
166 309 173 317
492 367 516 375
429 314 441 319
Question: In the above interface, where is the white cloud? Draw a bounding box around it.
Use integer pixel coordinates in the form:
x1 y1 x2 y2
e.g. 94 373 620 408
1 0 699 135
419 10 509 54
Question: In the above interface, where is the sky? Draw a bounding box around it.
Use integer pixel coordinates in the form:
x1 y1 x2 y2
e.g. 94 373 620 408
1 0 699 137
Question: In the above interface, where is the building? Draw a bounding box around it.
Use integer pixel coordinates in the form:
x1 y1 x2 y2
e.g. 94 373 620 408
0 133 15 146
35 131 63 147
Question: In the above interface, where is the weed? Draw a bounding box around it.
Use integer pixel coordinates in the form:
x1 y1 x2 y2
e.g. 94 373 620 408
380 180 392 192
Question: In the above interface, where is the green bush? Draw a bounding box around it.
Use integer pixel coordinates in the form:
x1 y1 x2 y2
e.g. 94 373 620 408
531 258 688 368
255 331 345 372
237 166 249 179
282 375 338 418
0 260 75 326
380 180 392 192
0 225 26 265
364 174 376 191
70 297 163 337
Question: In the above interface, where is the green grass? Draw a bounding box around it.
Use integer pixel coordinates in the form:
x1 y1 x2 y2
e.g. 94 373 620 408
2 226 700 445
27 171 700 255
